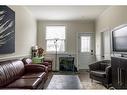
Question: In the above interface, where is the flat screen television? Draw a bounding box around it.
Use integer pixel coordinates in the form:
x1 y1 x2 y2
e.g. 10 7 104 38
112 25 127 52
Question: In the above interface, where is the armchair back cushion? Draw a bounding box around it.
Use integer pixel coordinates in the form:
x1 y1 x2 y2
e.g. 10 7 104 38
89 60 110 71
99 61 110 71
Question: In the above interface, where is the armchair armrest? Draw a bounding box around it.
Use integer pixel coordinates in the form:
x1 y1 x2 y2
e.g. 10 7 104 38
25 64 48 73
105 65 112 84
105 65 111 77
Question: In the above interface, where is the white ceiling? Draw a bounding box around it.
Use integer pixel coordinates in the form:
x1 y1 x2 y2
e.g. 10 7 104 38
26 6 109 21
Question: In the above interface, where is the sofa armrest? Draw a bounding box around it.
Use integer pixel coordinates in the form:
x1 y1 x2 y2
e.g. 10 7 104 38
25 64 48 73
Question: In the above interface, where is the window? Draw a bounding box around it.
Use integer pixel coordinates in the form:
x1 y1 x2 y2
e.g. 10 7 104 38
81 36 90 52
46 26 65 52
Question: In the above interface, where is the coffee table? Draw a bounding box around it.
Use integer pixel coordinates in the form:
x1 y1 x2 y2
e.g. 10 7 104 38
46 75 82 89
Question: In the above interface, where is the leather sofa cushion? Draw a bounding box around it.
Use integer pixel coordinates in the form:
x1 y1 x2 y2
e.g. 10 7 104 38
0 65 7 87
0 60 24 87
6 78 41 89
21 72 46 79
90 71 106 78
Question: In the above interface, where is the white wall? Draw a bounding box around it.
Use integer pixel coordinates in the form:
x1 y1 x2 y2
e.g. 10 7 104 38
96 6 127 60
0 6 37 60
37 20 95 70
37 20 94 54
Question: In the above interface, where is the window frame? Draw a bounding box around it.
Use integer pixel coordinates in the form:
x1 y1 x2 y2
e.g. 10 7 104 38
45 25 67 54
81 36 91 53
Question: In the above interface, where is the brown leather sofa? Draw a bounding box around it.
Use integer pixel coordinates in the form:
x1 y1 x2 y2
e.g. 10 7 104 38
0 59 48 89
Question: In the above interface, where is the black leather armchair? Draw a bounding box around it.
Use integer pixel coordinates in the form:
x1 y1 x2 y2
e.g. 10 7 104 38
89 60 112 88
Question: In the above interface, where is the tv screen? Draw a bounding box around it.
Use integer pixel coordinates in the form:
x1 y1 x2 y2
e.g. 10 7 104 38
112 26 127 52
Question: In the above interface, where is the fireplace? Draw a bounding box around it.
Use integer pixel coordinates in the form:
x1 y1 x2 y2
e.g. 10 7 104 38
59 57 77 72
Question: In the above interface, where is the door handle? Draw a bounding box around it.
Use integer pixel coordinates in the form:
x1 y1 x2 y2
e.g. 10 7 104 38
91 50 93 52
91 50 93 55
120 69 122 86
119 69 123 86
117 68 123 86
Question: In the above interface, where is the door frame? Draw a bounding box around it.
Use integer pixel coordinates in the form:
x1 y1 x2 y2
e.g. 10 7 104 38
76 32 95 70
101 31 104 59
100 28 112 60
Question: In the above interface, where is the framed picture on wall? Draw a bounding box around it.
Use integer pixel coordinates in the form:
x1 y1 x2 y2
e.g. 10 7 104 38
0 6 15 54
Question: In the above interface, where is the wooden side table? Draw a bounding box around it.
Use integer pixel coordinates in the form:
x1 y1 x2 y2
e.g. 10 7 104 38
32 56 53 72
43 58 53 71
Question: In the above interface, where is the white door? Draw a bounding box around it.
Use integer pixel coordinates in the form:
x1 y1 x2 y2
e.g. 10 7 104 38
78 33 96 69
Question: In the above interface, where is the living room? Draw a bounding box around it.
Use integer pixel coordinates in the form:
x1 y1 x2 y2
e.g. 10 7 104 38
1 4 127 90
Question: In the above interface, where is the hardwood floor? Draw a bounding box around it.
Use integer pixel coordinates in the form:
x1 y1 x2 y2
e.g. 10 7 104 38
44 70 106 89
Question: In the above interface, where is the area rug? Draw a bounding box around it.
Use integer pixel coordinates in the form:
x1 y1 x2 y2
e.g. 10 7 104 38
46 75 83 89
81 82 106 89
